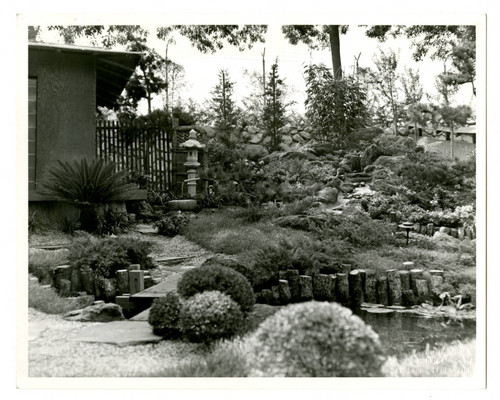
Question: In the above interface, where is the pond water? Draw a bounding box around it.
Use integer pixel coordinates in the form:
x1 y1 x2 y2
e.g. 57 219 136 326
356 309 476 358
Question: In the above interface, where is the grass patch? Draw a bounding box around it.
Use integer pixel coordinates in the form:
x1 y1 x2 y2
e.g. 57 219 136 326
28 278 82 314
383 339 476 377
151 338 250 377
184 207 307 257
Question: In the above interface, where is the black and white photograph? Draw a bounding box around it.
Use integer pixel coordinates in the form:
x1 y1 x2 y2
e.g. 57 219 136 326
12 2 493 393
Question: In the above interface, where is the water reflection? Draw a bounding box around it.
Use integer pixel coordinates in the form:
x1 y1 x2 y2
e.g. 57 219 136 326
356 309 476 358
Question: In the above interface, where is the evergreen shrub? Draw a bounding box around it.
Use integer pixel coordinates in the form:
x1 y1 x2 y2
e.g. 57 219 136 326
180 291 244 343
177 265 255 312
248 301 386 377
148 293 182 337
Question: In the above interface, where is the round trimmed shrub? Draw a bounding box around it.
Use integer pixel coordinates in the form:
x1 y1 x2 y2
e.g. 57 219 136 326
148 292 182 338
177 265 255 312
248 301 386 377
180 291 244 343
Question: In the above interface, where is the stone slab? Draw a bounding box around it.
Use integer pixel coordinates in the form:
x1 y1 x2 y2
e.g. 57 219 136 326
134 224 158 235
74 320 162 346
130 274 182 299
153 256 195 265
130 307 151 321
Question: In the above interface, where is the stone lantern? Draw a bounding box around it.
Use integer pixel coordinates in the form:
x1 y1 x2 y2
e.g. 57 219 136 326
180 129 205 198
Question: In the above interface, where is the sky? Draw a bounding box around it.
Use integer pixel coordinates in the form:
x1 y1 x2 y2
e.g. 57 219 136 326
36 24 476 117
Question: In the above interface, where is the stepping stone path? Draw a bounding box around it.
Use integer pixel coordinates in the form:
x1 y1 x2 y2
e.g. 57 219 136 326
73 320 163 346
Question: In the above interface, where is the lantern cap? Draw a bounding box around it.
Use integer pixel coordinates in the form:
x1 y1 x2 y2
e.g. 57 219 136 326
180 129 205 149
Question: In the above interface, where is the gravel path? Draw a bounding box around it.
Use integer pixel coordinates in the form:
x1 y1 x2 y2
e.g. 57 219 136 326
28 308 205 377
28 229 218 377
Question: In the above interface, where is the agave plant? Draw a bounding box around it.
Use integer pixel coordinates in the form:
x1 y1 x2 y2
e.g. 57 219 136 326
40 157 135 232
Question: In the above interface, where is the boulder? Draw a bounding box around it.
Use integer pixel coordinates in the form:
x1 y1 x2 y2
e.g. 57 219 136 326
316 187 339 204
299 130 311 140
281 135 293 146
244 144 268 159
292 134 303 143
363 165 376 174
248 130 263 144
361 144 383 168
373 155 408 172
63 302 125 322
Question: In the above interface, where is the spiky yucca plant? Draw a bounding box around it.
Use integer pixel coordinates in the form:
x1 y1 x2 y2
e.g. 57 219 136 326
40 157 135 232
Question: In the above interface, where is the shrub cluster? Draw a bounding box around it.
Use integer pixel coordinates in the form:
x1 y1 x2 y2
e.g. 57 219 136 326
248 301 386 377
148 292 182 338
154 212 190 237
180 291 244 343
177 265 255 312
67 234 155 279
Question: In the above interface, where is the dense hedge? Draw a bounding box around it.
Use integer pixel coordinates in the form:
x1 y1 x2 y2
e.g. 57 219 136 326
148 293 182 338
177 265 255 312
248 301 386 377
180 291 244 343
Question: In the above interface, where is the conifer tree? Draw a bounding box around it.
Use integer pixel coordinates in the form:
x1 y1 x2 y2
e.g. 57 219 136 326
209 69 238 145
262 60 288 151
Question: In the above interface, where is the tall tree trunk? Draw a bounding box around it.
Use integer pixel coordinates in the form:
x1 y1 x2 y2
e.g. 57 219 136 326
451 126 455 160
328 25 342 80
262 48 266 108
165 43 170 114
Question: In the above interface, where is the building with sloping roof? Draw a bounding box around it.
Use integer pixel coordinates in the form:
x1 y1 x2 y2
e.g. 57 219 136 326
28 41 145 221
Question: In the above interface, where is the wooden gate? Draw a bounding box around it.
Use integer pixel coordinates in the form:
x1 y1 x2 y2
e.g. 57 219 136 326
96 120 172 192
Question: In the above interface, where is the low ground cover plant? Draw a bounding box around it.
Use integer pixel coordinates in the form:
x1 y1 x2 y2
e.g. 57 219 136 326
28 248 69 285
67 234 155 279
28 278 83 314
154 212 190 237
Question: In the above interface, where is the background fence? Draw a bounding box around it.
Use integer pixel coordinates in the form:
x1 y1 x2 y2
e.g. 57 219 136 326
96 120 172 192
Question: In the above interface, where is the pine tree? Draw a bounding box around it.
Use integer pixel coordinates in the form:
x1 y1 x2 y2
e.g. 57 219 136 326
209 69 238 145
262 60 288 151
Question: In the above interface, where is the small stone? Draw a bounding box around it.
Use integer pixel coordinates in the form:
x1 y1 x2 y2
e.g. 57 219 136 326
439 226 451 234
63 302 125 322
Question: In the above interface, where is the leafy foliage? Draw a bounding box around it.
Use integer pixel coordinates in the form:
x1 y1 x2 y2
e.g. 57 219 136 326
304 64 368 145
177 264 255 312
148 293 182 338
180 291 245 344
248 302 385 377
67 234 155 279
154 213 190 237
39 158 134 232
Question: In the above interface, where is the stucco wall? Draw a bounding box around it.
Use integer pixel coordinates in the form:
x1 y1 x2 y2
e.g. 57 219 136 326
29 49 96 188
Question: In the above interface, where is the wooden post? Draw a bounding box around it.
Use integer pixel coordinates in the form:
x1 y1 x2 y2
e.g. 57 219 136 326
340 264 352 274
313 274 332 301
299 275 313 301
129 270 144 295
410 269 424 291
278 279 292 304
386 269 402 305
398 270 411 292
116 270 129 295
285 270 301 302
336 273 349 306
376 275 389 306
415 279 430 304
363 270 377 304
349 270 363 309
